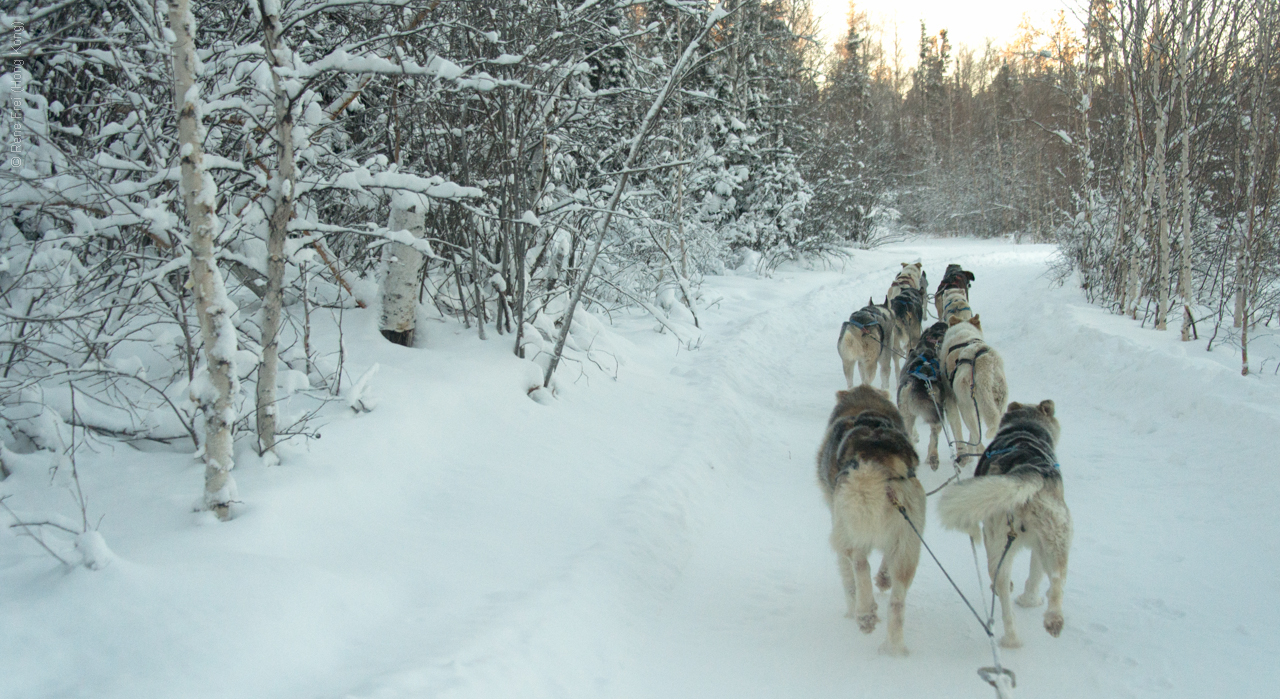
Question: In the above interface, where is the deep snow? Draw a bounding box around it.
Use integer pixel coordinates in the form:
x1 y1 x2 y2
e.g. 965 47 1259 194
2 238 1277 698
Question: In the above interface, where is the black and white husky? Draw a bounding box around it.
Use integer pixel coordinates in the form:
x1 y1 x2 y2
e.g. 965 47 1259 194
938 400 1072 648
897 321 950 469
888 287 925 374
934 264 975 320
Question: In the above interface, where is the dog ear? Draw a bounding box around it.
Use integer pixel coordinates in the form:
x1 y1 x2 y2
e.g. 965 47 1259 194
1038 400 1055 417
948 316 963 327
1007 401 1022 412
969 315 982 330
901 262 908 268
966 271 976 281
836 390 850 403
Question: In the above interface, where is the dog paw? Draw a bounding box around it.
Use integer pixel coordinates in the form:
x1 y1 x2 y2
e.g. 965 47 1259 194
875 570 891 591
878 641 909 657
1016 593 1044 608
1044 612 1064 637
999 634 1023 649
857 612 880 633
928 454 939 470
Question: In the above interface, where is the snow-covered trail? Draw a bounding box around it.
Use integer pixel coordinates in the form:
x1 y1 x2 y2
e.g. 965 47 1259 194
346 238 1278 699
3 238 1277 699
617 240 1280 699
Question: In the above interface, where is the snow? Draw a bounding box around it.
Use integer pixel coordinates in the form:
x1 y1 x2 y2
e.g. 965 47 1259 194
1 238 1277 698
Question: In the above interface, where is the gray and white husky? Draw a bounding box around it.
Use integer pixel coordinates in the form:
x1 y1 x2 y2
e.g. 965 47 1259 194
817 386 924 656
837 300 896 390
941 315 1007 458
938 400 1072 648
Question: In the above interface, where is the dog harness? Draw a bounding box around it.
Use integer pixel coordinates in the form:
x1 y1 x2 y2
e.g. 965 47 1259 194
974 423 1059 478
942 296 971 318
843 309 886 348
907 355 942 387
828 413 917 480
945 339 989 383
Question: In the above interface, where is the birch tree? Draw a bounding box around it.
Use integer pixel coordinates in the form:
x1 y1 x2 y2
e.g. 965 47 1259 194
168 0 239 519
254 0 296 455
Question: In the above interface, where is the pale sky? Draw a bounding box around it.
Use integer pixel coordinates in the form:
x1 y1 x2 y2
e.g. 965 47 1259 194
811 0 1070 63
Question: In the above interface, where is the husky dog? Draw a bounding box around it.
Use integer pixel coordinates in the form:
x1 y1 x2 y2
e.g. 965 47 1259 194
837 300 896 390
938 288 973 324
817 386 925 656
941 316 1008 460
889 287 925 372
886 262 925 304
937 400 1071 648
897 321 950 469
934 264 976 320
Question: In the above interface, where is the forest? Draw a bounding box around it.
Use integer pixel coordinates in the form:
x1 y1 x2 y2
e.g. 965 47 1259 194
1 0 1277 518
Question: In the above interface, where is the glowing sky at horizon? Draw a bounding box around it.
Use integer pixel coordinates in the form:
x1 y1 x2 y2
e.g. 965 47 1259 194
810 0 1071 63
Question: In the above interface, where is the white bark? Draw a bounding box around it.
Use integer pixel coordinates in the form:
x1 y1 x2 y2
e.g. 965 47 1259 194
380 193 427 346
1154 87 1170 331
1129 134 1155 321
255 0 295 456
168 0 239 519
1239 10 1269 375
1177 1 1195 341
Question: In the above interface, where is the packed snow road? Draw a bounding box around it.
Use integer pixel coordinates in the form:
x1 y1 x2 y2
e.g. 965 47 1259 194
2 238 1276 698
345 238 1279 698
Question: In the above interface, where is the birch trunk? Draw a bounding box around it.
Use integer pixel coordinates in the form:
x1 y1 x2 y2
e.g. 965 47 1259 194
380 194 427 346
1129 141 1155 321
1177 1 1195 341
1239 16 1268 375
168 0 239 519
1154 90 1171 331
255 0 295 456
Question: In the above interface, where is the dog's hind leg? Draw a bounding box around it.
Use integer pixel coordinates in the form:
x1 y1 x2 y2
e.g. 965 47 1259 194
879 540 919 656
944 394 967 466
878 348 893 390
857 357 876 387
852 550 879 633
899 401 920 444
926 421 941 470
1016 550 1046 608
986 524 1022 649
955 373 983 457
875 557 891 591
836 547 859 617
1037 515 1072 638
842 356 856 389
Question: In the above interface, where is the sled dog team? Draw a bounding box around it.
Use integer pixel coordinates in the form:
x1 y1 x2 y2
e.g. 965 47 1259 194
822 262 1072 656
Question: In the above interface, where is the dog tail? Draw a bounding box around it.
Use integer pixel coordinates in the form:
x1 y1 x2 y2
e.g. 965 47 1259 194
938 473 1042 534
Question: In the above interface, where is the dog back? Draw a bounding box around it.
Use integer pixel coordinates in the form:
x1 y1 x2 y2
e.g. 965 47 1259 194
818 387 917 497
841 303 893 348
890 287 924 324
900 322 947 378
976 402 1061 482
936 265 975 297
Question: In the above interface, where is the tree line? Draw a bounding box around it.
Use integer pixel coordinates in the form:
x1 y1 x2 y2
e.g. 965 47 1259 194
1 0 1275 520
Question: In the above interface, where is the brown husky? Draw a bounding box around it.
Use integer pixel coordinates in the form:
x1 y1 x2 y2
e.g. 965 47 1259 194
817 386 925 656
